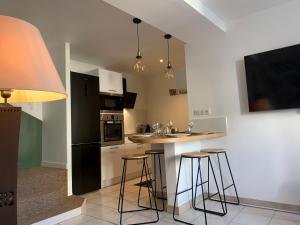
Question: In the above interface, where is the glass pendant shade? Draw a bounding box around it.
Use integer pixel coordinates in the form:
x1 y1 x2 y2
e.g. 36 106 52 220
164 34 174 79
134 57 145 72
133 18 145 73
165 64 175 79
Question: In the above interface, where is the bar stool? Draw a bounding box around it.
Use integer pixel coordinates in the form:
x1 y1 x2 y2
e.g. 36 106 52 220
118 154 159 225
145 149 166 211
173 152 226 225
201 148 239 213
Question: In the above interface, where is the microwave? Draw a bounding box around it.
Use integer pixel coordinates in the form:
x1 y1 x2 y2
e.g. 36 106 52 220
99 94 123 111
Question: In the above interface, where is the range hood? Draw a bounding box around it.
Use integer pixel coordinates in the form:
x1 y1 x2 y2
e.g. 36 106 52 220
122 78 137 109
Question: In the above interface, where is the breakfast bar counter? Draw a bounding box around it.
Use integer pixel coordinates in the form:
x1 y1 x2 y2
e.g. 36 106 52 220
128 132 225 144
128 132 226 212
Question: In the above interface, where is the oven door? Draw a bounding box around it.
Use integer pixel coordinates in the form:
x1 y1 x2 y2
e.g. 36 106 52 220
100 120 124 146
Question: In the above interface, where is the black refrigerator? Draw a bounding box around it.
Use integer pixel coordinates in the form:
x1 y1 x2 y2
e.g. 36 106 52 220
71 71 101 195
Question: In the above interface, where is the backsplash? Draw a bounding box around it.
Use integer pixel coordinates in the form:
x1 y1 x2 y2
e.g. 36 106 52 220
123 109 147 134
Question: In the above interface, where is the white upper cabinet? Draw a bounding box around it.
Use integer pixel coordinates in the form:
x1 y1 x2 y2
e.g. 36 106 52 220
98 69 123 95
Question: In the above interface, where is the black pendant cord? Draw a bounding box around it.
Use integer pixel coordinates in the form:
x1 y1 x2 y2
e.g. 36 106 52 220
164 34 172 68
133 18 142 58
167 38 170 67
136 23 140 56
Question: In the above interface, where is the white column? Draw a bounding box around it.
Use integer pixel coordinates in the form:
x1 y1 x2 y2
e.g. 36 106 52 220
163 141 202 208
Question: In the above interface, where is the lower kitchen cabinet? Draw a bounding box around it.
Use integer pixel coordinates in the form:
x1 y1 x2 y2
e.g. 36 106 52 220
101 143 152 188
101 145 123 188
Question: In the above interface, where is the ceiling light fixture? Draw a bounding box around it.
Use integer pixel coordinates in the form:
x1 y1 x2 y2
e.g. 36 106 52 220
164 34 174 79
133 18 145 72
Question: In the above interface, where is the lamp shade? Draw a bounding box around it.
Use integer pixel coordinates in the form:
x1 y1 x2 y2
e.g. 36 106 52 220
0 15 66 103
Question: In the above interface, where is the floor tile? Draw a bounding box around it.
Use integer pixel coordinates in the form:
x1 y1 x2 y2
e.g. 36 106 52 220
59 215 94 225
83 202 131 224
82 218 115 225
241 206 275 218
58 177 300 225
269 218 300 225
273 211 300 223
232 212 272 225
163 208 201 224
124 214 159 224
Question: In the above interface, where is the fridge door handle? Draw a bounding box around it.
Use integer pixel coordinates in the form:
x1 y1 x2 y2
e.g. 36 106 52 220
72 142 100 146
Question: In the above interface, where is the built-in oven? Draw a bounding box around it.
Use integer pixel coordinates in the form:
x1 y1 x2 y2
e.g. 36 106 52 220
100 110 124 146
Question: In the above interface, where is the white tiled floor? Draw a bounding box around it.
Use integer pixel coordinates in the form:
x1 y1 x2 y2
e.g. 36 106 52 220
57 178 300 225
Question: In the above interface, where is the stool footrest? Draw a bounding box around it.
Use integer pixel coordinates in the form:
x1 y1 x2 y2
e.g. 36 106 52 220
173 217 194 225
120 207 153 214
208 197 240 205
196 180 208 187
193 206 226 216
224 184 234 191
177 187 193 195
208 183 235 199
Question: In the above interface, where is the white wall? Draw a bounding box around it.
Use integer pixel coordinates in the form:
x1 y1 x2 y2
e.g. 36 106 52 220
65 43 72 195
13 102 43 120
70 60 100 75
42 42 68 169
146 74 189 131
185 1 300 205
123 73 148 134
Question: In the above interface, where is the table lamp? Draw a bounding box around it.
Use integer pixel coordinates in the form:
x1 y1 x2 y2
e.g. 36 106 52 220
0 15 66 224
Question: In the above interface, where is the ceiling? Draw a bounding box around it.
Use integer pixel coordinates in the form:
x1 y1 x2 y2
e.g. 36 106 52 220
0 0 186 76
199 0 294 22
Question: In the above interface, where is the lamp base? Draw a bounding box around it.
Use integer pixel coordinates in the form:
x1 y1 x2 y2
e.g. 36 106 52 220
0 106 21 225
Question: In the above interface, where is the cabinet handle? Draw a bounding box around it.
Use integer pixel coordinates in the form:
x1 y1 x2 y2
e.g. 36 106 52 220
108 89 117 92
109 146 119 150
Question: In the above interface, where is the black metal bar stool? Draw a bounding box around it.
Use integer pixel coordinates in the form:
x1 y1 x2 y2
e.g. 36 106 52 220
118 153 159 225
145 149 166 211
173 152 226 225
201 148 239 212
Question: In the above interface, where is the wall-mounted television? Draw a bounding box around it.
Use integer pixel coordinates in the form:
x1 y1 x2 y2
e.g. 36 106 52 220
244 44 300 112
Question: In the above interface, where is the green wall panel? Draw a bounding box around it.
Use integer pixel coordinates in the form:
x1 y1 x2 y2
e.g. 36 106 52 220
18 112 42 169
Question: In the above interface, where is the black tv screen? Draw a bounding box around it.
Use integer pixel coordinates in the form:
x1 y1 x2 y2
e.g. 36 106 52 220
245 44 300 112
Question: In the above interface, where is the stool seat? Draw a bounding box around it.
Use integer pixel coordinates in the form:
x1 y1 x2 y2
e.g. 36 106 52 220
182 152 209 158
201 148 225 154
122 154 149 160
145 149 164 155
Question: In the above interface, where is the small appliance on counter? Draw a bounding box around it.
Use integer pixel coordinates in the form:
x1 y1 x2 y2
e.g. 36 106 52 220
100 110 124 146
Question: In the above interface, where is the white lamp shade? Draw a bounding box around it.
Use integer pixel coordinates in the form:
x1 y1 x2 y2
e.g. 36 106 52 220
0 15 66 103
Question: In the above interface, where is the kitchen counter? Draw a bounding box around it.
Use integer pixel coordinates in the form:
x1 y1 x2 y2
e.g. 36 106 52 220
128 132 225 144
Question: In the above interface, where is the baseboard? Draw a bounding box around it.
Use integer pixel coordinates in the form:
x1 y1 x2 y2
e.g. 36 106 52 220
167 193 300 215
101 171 141 188
31 207 81 225
42 161 67 169
231 196 300 213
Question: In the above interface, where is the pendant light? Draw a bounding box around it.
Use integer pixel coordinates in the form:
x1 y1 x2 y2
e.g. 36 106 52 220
164 34 175 79
133 18 145 72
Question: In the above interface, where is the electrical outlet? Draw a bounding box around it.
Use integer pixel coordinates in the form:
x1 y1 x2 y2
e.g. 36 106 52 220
194 108 211 116
193 110 200 116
